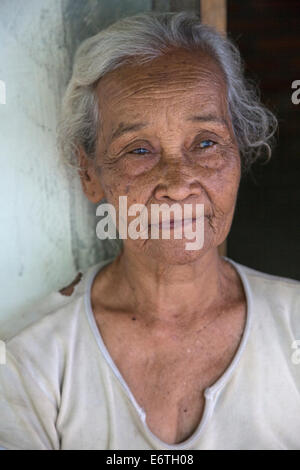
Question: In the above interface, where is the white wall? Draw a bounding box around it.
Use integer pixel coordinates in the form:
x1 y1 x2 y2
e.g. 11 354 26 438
0 0 77 340
0 0 127 340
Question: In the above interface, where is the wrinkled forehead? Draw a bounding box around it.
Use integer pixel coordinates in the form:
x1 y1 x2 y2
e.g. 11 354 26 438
96 47 228 113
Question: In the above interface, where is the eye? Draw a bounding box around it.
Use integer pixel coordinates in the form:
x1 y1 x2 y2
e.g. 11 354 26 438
128 148 149 155
197 139 216 150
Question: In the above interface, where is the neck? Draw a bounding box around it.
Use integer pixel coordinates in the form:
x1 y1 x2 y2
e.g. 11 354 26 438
108 247 231 327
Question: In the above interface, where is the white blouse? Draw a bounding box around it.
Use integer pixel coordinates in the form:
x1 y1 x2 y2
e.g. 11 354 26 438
0 256 299 450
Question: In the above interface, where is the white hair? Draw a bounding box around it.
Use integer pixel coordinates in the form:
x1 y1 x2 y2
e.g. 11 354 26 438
57 10 278 180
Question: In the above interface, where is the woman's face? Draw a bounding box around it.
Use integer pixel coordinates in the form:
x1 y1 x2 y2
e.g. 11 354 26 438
84 47 241 264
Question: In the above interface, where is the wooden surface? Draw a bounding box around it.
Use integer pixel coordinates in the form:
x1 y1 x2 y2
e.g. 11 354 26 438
200 0 227 34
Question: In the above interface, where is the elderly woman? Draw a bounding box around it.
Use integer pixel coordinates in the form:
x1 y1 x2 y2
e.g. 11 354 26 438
0 11 299 451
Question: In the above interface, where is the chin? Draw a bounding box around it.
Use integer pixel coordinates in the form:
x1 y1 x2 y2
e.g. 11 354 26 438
138 237 213 265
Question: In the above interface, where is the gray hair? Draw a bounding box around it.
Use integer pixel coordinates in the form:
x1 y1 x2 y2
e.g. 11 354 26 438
57 10 278 180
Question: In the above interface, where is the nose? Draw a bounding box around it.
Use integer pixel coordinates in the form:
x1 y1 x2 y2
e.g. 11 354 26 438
154 160 202 202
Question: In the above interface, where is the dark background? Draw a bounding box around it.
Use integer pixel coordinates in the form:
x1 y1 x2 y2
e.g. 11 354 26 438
226 0 300 280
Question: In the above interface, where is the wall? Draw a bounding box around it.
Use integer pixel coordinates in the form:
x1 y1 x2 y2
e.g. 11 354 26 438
0 0 76 339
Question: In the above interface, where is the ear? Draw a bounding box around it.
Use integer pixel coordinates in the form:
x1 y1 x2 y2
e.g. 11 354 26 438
77 146 105 203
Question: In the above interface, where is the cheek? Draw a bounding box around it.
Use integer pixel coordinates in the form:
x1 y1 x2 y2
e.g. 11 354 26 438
96 162 127 203
97 166 149 223
101 155 158 202
208 149 241 211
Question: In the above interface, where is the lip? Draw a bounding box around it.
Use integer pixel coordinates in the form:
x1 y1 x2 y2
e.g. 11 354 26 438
150 217 199 230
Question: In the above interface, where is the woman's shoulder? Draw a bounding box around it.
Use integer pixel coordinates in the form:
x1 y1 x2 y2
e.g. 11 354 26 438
4 258 115 343
4 272 85 345
232 258 300 294
227 257 300 337
230 257 300 305
3 260 108 354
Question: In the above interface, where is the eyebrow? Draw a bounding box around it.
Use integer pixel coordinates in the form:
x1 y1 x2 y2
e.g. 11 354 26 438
110 114 228 142
187 114 228 127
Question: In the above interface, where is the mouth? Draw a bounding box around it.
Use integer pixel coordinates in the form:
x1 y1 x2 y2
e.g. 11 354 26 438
149 217 202 230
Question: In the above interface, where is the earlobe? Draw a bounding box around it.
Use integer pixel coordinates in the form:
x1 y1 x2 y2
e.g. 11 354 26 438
78 146 90 179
